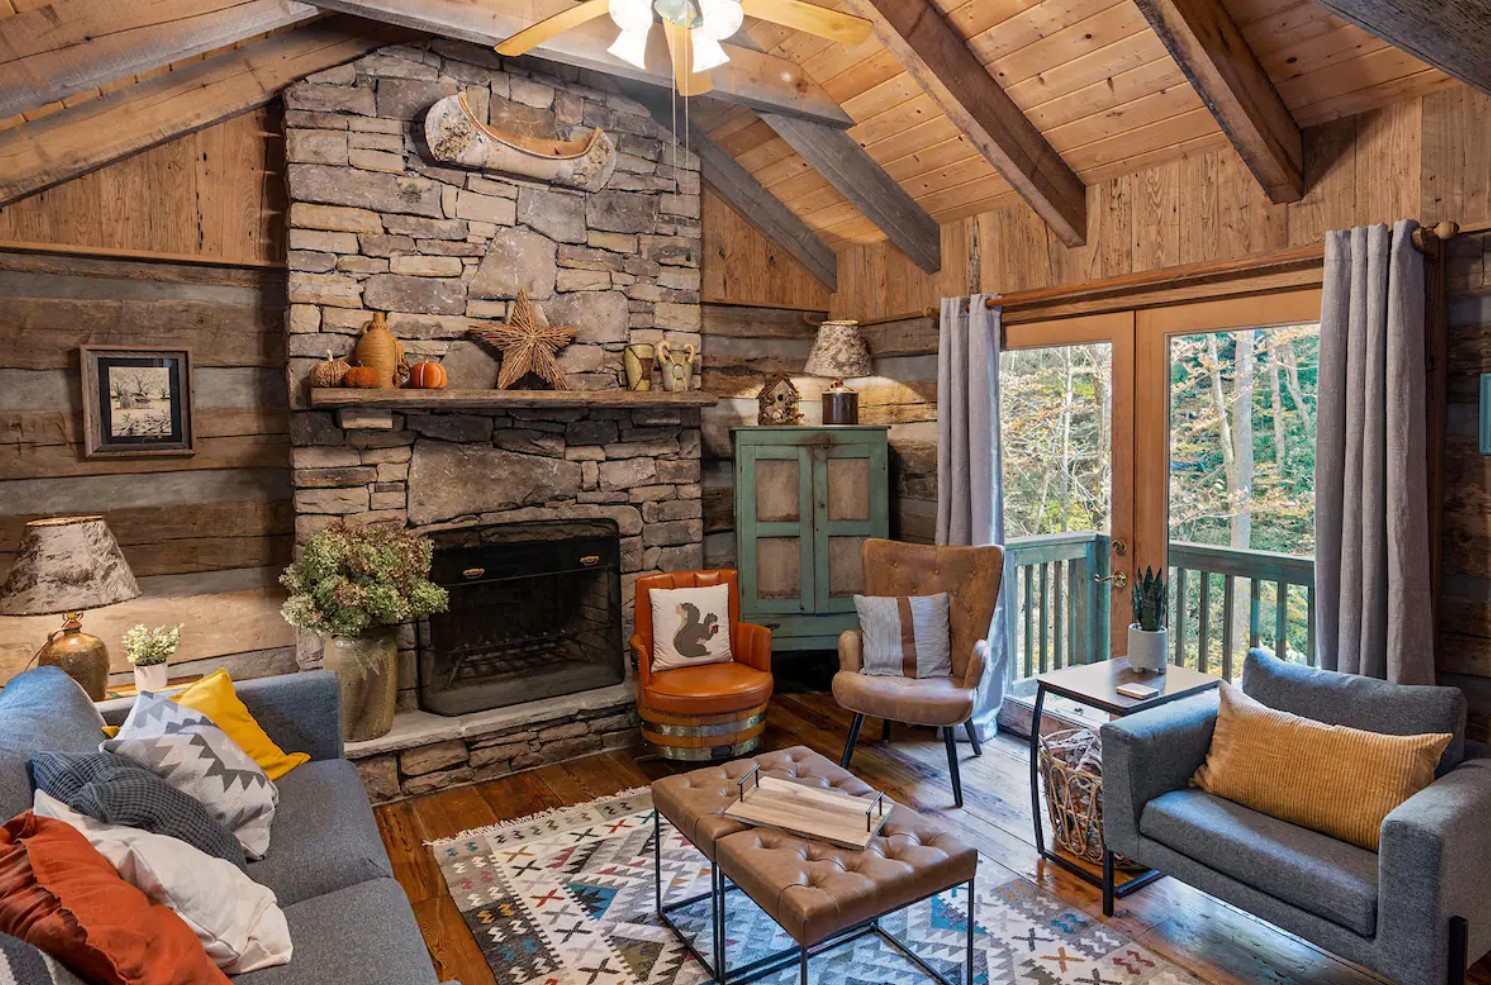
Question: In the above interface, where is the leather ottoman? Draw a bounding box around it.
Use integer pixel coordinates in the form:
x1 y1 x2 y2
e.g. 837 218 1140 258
650 746 978 985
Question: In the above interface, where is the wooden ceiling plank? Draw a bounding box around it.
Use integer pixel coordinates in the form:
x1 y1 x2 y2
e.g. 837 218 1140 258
0 0 319 119
847 0 1088 245
762 111 942 271
0 17 401 205
1310 0 1491 97
308 0 853 126
1134 0 1304 203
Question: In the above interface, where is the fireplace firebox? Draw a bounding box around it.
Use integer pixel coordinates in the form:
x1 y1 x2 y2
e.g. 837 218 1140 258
417 519 624 716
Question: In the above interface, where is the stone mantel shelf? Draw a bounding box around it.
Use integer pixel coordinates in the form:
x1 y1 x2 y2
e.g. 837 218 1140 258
309 388 719 410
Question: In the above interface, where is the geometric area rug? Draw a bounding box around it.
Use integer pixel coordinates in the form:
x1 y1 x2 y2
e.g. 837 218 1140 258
428 788 1205 985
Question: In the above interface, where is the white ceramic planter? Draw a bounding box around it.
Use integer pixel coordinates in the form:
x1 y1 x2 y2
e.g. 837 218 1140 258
132 662 169 692
1127 626 1169 673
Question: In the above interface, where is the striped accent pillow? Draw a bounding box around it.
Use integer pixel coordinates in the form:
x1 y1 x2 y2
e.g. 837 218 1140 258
854 594 952 679
1192 681 1452 851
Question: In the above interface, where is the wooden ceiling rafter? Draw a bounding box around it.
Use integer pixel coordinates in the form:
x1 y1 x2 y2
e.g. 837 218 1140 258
1309 0 1491 98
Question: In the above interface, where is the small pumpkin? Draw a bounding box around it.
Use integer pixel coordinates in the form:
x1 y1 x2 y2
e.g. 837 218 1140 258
309 350 351 388
406 361 449 390
342 365 384 389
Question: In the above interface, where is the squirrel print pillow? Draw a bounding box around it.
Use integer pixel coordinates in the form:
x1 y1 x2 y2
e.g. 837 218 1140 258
650 583 733 671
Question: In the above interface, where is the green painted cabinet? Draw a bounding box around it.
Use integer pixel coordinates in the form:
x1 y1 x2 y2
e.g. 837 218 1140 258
732 426 890 651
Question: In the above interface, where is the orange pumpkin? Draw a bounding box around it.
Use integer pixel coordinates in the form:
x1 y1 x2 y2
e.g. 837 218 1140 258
342 365 384 389
406 361 449 390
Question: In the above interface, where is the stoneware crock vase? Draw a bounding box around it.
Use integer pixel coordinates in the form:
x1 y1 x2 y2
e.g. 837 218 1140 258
353 313 408 388
322 629 397 741
1127 625 1168 673
656 341 696 393
133 662 168 693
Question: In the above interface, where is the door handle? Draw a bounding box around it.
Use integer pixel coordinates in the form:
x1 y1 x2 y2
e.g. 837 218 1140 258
1094 571 1128 589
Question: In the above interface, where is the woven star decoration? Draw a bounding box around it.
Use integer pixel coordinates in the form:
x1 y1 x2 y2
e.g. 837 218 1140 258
468 291 577 390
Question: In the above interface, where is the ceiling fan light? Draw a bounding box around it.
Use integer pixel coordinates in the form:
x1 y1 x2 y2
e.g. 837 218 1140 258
608 27 651 68
609 0 654 35
697 0 743 39
691 33 730 70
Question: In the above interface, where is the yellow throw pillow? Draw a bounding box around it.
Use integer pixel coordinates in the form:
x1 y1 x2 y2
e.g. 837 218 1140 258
1192 681 1451 851
173 670 310 780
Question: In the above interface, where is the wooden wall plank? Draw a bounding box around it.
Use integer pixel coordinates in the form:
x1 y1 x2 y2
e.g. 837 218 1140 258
701 188 834 309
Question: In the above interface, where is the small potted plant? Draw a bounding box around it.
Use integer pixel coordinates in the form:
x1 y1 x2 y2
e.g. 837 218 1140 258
1128 566 1168 673
121 624 181 692
280 524 448 741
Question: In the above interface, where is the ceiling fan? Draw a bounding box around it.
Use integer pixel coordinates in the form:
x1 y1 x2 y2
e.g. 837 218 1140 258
495 0 873 97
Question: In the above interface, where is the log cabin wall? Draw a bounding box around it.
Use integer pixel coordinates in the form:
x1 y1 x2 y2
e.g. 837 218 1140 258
0 108 293 687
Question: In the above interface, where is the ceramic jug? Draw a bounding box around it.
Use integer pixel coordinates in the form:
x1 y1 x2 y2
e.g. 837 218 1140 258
656 341 696 393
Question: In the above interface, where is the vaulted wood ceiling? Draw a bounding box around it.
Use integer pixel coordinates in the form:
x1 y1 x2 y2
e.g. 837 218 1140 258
0 0 1463 262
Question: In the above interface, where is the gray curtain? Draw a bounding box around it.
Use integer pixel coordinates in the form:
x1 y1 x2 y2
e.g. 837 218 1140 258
936 294 1007 738
1316 221 1434 683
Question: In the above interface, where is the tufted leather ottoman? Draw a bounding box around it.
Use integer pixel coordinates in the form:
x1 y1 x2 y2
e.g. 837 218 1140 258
651 746 977 985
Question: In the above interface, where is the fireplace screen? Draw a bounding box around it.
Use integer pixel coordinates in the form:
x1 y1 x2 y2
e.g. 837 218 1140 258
417 519 624 716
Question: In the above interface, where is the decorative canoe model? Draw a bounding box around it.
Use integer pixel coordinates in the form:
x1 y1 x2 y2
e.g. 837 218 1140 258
424 91 617 192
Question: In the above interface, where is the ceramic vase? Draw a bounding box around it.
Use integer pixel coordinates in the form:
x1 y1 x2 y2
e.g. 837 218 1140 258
132 662 169 693
1127 625 1169 673
657 341 696 393
624 344 655 391
322 629 397 741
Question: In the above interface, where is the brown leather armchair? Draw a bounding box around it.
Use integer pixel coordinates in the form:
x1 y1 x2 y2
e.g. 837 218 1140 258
832 538 1004 807
631 569 774 761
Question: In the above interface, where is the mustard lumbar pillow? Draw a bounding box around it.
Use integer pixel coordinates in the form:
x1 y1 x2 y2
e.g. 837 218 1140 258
172 670 310 780
1192 681 1451 851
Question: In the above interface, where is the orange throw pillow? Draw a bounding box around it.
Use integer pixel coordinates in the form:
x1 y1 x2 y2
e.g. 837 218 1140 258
0 813 229 985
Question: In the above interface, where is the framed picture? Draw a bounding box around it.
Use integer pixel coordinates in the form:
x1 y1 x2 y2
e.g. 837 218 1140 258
80 346 195 458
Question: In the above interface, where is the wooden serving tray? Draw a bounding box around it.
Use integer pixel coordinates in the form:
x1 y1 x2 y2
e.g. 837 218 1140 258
724 768 890 850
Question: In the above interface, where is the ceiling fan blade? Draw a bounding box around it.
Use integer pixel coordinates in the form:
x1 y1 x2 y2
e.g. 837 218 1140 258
741 0 872 44
495 0 613 56
662 21 715 96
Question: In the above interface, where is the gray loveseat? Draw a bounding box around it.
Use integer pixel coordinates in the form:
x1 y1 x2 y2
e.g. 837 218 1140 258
1102 649 1491 985
0 666 443 985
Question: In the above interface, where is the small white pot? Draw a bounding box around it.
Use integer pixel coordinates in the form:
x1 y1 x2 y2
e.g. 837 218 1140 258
132 663 169 692
1127 626 1169 673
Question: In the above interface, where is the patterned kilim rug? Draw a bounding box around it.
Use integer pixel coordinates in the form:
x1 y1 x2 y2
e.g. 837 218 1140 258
428 788 1204 985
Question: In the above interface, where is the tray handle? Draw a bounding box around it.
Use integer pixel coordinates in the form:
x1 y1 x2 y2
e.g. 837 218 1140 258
736 763 762 801
863 792 886 833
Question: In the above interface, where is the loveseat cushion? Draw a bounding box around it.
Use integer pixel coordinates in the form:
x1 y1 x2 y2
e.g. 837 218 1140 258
245 760 391 906
0 669 105 821
231 879 436 985
1141 788 1379 936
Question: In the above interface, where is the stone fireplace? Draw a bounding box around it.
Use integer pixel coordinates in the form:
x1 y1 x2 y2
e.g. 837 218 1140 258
278 40 707 798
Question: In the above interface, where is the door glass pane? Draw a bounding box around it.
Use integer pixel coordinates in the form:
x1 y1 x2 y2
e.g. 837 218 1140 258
999 342 1113 681
1167 324 1318 681
826 457 871 521
755 537 803 600
755 458 800 522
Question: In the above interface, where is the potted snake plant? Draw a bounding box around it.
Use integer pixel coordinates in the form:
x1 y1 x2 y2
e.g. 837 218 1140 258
1128 566 1168 673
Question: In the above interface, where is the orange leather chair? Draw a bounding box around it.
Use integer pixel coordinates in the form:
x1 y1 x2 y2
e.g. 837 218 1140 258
632 570 773 761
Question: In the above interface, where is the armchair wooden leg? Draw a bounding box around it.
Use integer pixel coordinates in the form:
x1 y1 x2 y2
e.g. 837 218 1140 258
963 720 982 757
881 719 892 742
943 726 964 808
841 713 865 768
1450 915 1468 985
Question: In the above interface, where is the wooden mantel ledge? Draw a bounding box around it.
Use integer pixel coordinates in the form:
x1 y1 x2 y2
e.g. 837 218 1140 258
308 388 720 410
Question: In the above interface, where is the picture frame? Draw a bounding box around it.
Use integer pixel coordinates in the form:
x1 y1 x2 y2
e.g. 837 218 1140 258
79 345 195 458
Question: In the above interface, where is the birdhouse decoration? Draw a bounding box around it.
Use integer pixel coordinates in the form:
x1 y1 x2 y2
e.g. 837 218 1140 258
757 375 803 426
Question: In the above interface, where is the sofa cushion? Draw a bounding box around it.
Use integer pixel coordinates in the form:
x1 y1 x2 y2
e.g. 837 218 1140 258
0 668 105 821
1141 789 1379 936
1243 648 1465 774
231 879 437 985
245 760 391 906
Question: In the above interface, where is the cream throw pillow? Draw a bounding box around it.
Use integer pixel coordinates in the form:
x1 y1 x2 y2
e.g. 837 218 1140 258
1192 681 1451 851
650 584 732 672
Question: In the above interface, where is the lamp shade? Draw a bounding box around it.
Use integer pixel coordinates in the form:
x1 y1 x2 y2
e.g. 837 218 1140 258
804 320 872 379
0 516 140 616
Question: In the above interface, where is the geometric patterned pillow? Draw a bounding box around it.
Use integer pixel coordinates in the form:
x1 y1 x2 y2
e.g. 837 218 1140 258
103 693 278 859
0 932 86 985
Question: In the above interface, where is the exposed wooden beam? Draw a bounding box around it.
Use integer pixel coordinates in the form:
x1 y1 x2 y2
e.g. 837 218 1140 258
631 91 838 290
845 0 1086 247
308 0 853 127
1134 0 1303 204
0 18 404 206
761 113 940 273
1312 0 1491 97
0 0 321 120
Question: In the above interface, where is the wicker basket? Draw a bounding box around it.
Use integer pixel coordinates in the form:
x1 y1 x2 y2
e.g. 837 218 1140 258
1037 727 1142 868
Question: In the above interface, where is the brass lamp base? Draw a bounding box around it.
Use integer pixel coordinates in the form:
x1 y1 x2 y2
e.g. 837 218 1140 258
821 379 860 425
38 611 109 700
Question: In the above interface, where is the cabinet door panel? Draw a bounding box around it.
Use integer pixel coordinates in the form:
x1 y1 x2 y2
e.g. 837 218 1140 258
736 442 815 614
755 458 802 522
756 538 805 600
826 456 872 521
813 437 889 612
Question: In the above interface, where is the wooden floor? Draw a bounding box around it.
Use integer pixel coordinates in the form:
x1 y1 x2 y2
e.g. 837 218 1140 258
376 691 1491 985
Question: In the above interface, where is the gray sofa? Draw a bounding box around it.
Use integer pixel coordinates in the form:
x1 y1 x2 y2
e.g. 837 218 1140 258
0 667 443 985
1102 649 1491 985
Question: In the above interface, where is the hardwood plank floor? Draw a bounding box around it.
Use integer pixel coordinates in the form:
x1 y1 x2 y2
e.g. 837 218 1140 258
376 691 1491 985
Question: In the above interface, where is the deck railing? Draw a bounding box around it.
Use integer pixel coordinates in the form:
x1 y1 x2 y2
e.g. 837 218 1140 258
1004 533 1315 683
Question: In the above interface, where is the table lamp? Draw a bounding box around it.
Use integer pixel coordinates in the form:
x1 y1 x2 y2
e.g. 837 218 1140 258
0 516 140 699
804 319 873 425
